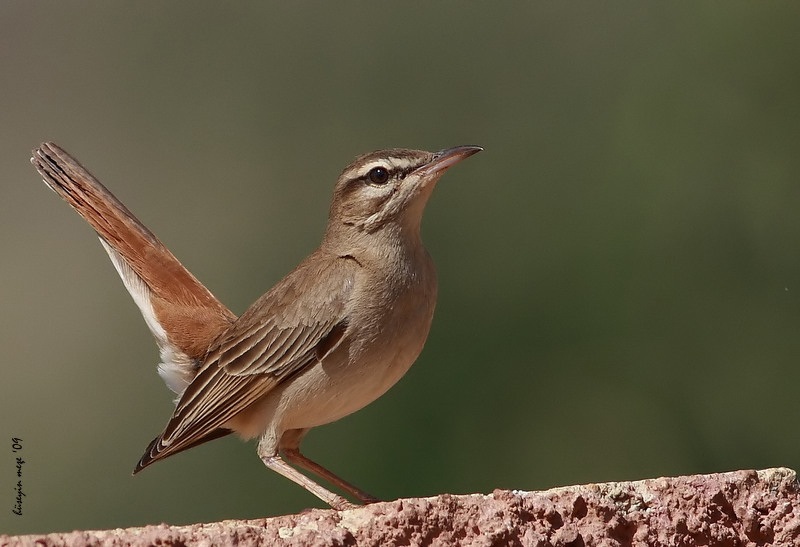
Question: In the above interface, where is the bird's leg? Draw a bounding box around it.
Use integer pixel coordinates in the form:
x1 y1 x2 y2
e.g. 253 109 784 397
260 453 356 510
258 436 354 511
280 428 381 505
283 447 381 504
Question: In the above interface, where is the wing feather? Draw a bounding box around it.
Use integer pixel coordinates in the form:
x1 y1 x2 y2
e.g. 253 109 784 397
134 254 357 472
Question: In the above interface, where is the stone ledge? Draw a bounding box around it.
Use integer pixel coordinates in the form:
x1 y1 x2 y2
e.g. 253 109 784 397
3 468 798 546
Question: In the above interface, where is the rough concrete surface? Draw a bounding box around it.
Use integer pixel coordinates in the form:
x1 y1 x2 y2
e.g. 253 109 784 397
2 468 798 546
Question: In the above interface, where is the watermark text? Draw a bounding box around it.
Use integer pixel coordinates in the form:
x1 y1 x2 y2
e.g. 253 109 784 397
11 438 25 516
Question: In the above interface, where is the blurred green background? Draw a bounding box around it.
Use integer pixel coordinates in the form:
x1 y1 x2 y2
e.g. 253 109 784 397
2 1 799 536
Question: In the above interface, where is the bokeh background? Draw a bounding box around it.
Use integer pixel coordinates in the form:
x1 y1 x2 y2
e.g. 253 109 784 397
2 2 799 536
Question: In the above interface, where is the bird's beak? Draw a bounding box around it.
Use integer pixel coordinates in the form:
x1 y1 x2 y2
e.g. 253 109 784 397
413 145 483 178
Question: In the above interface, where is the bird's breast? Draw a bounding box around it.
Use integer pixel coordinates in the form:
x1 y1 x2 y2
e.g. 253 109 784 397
278 249 438 430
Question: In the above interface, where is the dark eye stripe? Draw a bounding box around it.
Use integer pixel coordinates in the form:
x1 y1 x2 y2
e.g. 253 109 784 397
398 165 416 179
361 163 420 183
340 158 427 192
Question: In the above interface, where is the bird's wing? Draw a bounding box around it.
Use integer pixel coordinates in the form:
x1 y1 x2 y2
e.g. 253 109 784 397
134 255 356 472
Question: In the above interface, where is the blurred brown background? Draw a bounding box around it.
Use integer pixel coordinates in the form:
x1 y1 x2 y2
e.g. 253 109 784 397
2 2 799 535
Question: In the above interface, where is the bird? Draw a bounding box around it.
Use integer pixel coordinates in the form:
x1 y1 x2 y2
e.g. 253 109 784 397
31 141 482 510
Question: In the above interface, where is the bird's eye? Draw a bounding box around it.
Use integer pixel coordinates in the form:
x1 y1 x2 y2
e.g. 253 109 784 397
367 166 390 185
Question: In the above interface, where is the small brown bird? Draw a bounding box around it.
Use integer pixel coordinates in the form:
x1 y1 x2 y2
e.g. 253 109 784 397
32 142 481 510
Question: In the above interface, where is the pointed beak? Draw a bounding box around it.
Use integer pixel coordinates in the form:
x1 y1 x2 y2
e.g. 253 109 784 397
412 145 483 178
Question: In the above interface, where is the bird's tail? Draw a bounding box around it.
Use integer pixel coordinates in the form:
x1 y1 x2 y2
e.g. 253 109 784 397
32 142 236 393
